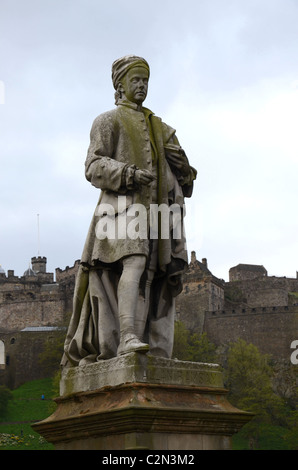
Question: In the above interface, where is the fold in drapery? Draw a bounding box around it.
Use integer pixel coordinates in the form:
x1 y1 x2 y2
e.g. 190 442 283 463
61 253 185 367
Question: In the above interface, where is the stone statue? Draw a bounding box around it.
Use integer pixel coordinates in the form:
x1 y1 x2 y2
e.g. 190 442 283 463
61 55 196 366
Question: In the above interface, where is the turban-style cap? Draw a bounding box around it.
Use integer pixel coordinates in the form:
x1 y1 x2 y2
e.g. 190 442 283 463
112 55 150 90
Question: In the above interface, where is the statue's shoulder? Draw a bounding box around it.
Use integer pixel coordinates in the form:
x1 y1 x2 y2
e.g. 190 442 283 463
89 109 120 138
92 108 118 126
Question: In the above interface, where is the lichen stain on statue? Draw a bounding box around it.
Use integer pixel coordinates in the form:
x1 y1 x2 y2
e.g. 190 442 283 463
61 55 197 368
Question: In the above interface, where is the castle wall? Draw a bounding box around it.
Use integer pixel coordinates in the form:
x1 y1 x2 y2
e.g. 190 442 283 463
0 259 74 331
0 328 64 389
176 255 225 334
1 254 297 388
204 306 298 361
55 260 80 283
177 278 225 334
224 277 298 308
0 279 68 331
0 296 66 331
0 261 76 388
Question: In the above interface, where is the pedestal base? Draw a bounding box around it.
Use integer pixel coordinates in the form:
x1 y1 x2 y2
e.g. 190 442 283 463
33 354 252 450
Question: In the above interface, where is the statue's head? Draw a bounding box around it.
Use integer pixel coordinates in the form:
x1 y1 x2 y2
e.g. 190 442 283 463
112 55 150 105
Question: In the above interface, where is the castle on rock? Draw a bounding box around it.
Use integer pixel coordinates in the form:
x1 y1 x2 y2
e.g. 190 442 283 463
0 252 297 388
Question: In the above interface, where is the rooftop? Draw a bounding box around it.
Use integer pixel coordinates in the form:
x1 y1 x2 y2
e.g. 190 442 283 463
230 264 267 272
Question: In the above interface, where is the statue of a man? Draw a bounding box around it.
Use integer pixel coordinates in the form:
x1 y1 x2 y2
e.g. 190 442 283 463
62 55 196 366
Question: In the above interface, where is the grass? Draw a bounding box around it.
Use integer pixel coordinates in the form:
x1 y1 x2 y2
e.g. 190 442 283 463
2 376 294 451
0 377 57 450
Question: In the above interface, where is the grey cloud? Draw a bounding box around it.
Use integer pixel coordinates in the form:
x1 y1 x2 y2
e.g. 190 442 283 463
1 0 298 280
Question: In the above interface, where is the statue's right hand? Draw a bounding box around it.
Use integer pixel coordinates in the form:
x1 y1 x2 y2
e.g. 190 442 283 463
134 169 155 186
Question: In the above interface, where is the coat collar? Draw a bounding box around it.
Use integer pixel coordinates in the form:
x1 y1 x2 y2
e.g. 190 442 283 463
117 98 154 118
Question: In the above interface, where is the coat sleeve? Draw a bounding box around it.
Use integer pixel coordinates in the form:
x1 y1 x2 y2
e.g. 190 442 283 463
162 122 197 198
84 112 135 193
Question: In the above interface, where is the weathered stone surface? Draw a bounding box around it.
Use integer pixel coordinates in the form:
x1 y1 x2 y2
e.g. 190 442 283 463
33 354 252 450
205 307 298 360
60 352 223 396
33 381 251 450
2 254 298 391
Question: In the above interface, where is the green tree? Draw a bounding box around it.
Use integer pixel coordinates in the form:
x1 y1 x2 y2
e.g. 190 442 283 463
188 332 217 363
172 321 217 363
284 410 298 450
226 339 283 417
226 339 295 449
0 385 13 420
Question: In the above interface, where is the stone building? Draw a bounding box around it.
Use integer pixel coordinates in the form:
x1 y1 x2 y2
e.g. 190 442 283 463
0 327 64 389
173 253 298 362
176 252 225 334
229 264 267 282
0 252 297 388
203 262 298 361
0 257 67 331
0 256 78 388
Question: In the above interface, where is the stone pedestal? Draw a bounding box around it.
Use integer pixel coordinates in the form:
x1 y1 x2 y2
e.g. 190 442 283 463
32 353 252 450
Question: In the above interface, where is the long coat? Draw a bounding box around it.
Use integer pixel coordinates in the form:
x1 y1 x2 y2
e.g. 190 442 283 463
62 100 196 365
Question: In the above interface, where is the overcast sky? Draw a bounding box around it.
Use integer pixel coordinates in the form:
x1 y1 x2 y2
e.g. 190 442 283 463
1 0 298 281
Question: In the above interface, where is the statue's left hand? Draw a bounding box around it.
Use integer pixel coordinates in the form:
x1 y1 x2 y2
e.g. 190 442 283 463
166 152 190 176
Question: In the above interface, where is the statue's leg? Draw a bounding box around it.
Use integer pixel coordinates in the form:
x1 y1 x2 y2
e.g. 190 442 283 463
134 239 158 341
135 268 154 340
117 254 149 355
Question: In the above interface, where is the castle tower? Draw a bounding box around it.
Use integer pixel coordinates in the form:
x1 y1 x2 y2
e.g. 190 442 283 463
229 264 267 281
31 256 47 274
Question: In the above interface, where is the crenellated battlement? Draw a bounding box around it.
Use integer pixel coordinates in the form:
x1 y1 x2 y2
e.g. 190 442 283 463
207 305 298 316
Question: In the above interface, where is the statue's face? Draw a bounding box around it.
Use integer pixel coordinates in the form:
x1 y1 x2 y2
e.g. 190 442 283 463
120 66 149 105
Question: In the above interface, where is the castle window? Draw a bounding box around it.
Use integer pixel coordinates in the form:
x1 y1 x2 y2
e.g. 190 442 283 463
10 337 16 345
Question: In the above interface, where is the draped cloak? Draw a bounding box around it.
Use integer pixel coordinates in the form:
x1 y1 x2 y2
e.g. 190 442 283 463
61 99 196 366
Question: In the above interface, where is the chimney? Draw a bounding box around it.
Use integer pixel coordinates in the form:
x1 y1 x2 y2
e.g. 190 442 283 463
191 251 196 264
202 258 208 268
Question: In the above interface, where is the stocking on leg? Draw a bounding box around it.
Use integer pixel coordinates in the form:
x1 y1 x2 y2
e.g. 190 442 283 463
117 254 149 355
